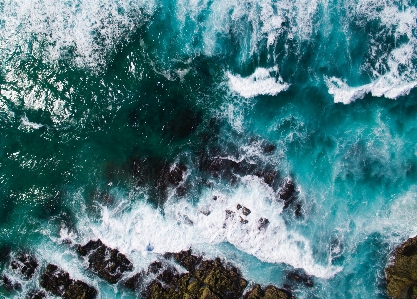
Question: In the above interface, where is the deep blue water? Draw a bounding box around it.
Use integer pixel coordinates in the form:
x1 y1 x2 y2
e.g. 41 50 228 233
1 0 417 298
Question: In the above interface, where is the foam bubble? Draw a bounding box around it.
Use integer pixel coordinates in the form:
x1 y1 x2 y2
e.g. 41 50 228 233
227 67 289 98
72 177 340 279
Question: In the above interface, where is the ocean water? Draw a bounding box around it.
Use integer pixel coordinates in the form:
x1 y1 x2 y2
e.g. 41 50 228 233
1 0 417 298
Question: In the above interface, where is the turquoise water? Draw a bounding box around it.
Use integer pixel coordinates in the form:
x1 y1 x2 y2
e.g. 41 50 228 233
1 0 417 298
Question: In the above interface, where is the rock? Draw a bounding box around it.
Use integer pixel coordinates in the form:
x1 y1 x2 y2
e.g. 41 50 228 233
240 216 248 224
148 261 164 274
40 264 96 299
386 236 417 298
194 258 247 299
164 249 202 273
258 218 270 230
77 239 133 284
143 250 292 299
27 289 47 299
286 270 313 287
237 204 242 210
262 143 276 154
255 169 279 189
124 272 144 291
295 203 302 218
10 252 38 279
243 284 294 299
2 275 21 292
278 178 296 207
242 206 251 216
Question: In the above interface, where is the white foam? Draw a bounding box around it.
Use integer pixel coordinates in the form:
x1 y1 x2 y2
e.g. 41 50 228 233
20 115 44 129
227 67 289 98
72 177 340 279
326 73 417 104
326 4 417 104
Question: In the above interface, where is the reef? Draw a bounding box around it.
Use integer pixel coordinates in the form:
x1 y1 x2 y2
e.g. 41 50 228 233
386 235 417 299
123 248 293 299
1 242 294 299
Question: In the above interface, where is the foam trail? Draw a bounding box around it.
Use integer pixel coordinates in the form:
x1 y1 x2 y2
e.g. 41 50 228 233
73 178 340 279
21 115 44 129
326 75 417 104
228 67 290 98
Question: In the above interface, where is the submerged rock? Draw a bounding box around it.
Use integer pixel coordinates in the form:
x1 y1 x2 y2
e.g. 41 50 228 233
243 284 294 299
40 264 96 299
27 289 47 299
10 252 38 279
77 239 133 284
2 275 21 292
286 270 314 287
386 235 417 298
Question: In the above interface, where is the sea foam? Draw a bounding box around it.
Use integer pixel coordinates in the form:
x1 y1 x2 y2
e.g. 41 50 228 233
70 176 340 280
227 67 290 98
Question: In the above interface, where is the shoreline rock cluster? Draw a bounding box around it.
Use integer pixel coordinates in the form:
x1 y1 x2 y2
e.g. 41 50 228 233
1 241 296 299
386 235 417 299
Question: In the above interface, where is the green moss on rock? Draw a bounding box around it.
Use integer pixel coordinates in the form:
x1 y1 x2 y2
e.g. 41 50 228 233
386 236 417 299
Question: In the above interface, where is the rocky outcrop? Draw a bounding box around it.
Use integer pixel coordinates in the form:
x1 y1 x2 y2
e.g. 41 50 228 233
386 236 417 299
142 254 248 299
243 284 294 299
10 253 38 279
126 249 294 299
40 264 96 299
77 239 133 284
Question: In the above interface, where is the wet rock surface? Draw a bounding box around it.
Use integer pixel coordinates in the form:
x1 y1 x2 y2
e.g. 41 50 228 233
77 239 133 284
10 253 39 279
243 284 295 299
141 252 249 299
386 235 417 299
286 270 314 288
27 289 47 299
40 264 97 299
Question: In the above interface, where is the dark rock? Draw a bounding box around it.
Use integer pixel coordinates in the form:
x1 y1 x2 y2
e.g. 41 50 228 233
278 178 297 207
77 239 133 284
164 249 202 273
143 250 292 299
262 143 276 154
27 289 46 299
258 218 270 230
124 272 144 291
295 203 302 218
242 206 251 216
40 264 96 299
212 196 218 201
386 235 417 298
286 270 313 287
157 267 179 286
255 169 279 188
194 258 247 299
63 281 97 299
225 210 235 220
2 275 21 292
243 284 294 299
237 204 242 210
10 253 38 279
148 261 163 274
240 217 248 224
